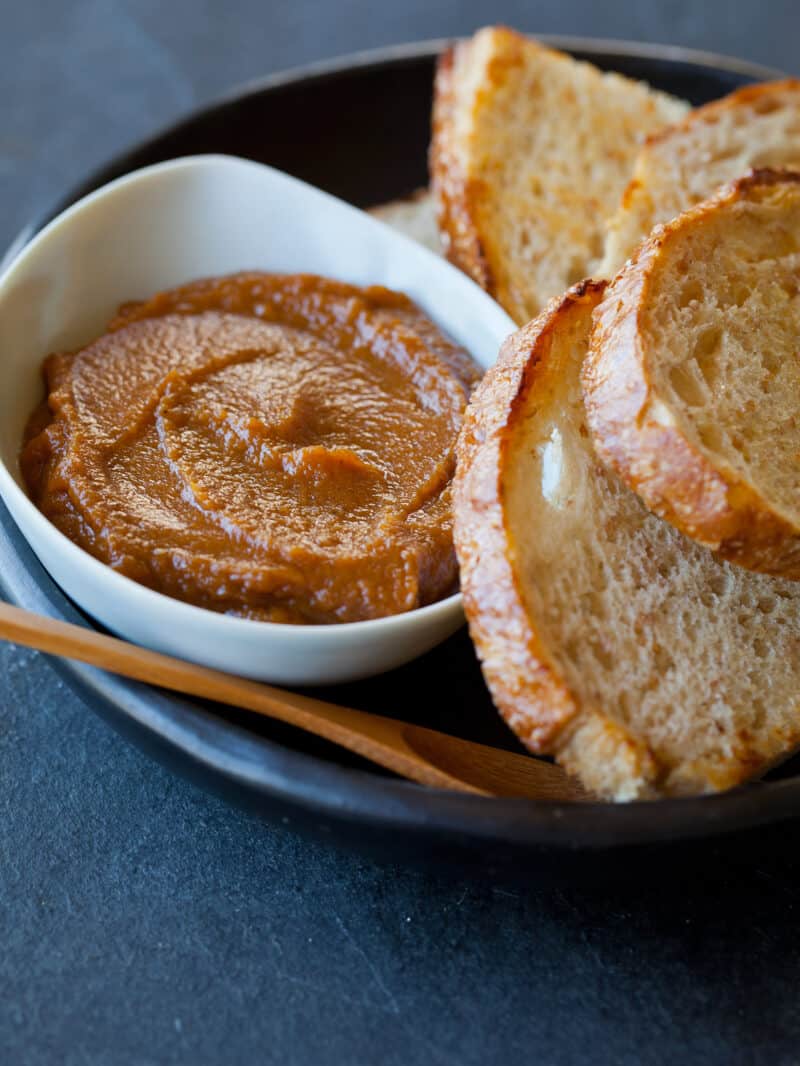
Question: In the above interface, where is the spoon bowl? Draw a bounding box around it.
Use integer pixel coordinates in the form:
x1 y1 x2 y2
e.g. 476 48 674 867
0 155 514 684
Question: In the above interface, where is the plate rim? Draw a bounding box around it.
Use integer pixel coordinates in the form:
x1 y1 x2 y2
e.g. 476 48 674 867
207 34 786 109
0 36 785 272
3 37 796 852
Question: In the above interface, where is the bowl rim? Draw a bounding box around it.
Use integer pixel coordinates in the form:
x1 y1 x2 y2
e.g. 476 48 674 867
3 37 797 852
1 35 785 272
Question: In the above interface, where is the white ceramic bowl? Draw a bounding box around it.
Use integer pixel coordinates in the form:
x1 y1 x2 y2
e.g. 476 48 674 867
0 155 514 683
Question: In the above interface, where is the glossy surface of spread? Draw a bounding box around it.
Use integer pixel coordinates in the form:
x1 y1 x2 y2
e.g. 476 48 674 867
22 273 478 624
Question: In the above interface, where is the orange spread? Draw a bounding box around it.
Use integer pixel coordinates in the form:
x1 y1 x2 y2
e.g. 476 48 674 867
21 273 479 624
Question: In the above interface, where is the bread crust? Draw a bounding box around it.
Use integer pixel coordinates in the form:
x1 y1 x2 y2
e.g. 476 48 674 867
603 79 800 275
429 45 496 296
454 287 592 752
455 285 644 786
456 277 800 800
585 169 800 579
643 78 800 155
430 27 687 324
455 282 674 798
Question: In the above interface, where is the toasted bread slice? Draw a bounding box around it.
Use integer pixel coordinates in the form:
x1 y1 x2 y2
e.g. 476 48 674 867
586 170 800 579
454 280 800 800
369 190 442 254
602 79 800 275
430 27 688 324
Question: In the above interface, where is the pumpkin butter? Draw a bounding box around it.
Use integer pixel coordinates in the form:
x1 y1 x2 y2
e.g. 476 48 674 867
21 273 479 624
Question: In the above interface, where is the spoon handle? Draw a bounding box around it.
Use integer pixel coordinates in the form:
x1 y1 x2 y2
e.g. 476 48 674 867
0 600 585 800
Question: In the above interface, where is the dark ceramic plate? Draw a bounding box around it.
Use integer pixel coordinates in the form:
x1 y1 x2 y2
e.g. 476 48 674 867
1 39 795 865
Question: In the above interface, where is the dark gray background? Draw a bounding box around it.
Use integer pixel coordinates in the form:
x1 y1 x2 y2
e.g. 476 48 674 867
3 2 800 1064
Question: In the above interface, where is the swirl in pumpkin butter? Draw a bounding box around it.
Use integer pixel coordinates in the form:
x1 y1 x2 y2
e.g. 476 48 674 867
21 273 480 624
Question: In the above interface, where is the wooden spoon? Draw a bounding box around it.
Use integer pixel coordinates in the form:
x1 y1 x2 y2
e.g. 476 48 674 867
0 601 588 802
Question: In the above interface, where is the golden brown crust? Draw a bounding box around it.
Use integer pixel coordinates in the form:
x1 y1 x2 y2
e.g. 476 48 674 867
454 282 601 753
585 169 800 579
605 81 800 274
429 45 496 296
455 274 800 800
642 78 800 154
431 27 687 324
455 281 672 799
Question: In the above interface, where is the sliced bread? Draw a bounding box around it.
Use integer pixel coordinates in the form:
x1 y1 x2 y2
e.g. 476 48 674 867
454 280 800 801
602 79 800 276
430 26 688 324
585 170 800 578
369 190 442 254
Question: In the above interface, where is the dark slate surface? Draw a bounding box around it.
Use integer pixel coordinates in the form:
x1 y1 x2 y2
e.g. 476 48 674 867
3 2 800 1063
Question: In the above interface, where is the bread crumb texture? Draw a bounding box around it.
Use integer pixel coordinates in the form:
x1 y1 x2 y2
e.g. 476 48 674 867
587 171 800 578
455 284 800 801
431 26 688 324
603 79 800 275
